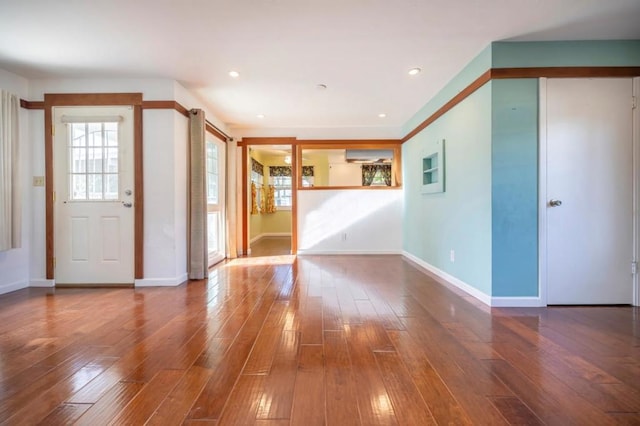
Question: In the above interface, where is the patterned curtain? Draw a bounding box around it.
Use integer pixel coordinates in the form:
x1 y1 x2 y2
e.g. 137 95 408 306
269 166 292 177
251 158 264 176
265 185 277 213
302 166 314 177
361 164 378 186
259 185 266 212
379 164 392 186
251 182 259 214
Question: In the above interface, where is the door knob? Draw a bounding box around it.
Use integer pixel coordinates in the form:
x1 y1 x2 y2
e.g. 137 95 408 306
123 202 133 208
549 199 562 207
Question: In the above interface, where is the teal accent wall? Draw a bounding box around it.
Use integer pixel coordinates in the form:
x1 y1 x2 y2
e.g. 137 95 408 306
492 40 640 68
402 40 639 301
403 83 493 296
402 45 492 136
491 79 539 297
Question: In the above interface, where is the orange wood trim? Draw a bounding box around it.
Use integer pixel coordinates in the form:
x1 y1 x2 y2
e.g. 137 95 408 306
393 145 402 186
299 142 401 151
241 144 248 255
296 144 304 189
45 93 143 106
291 142 298 255
240 137 297 146
19 99 44 109
298 185 402 191
44 93 144 282
491 66 640 79
141 100 189 117
401 70 492 143
402 66 640 143
44 100 54 279
205 121 228 142
134 104 144 279
297 139 402 145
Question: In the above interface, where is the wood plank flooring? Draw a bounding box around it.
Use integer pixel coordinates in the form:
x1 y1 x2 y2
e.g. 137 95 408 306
0 253 639 425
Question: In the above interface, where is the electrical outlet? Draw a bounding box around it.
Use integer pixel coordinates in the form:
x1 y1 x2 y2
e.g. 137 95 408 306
33 176 45 187
450 249 455 262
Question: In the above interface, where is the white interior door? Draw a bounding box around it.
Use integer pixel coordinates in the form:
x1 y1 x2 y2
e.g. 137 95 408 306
54 106 134 284
207 137 226 266
546 78 634 304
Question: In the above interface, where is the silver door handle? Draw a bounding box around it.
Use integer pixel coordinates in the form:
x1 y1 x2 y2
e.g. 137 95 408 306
123 202 133 208
549 199 562 207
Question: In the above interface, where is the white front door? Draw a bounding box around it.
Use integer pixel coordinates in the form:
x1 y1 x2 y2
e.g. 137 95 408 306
53 106 135 284
207 137 226 266
546 78 634 304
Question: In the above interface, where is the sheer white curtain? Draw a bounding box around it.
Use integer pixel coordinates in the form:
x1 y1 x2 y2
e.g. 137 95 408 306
188 109 208 279
0 90 20 251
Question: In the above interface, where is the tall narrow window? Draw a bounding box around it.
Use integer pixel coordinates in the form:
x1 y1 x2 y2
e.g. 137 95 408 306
68 122 119 201
269 166 292 208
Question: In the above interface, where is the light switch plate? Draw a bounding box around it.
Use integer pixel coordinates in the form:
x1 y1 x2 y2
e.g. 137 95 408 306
33 176 45 187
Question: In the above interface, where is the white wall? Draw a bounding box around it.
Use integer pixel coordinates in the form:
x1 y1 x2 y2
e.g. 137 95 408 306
0 69 31 294
297 189 402 254
328 163 362 186
19 77 230 288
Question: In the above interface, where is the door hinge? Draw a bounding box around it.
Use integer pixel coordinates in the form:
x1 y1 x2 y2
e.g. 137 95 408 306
53 258 56 269
52 125 55 136
632 261 638 275
52 191 55 202
633 96 637 109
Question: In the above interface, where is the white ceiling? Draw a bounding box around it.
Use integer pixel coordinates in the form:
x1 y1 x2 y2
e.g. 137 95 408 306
1 0 639 138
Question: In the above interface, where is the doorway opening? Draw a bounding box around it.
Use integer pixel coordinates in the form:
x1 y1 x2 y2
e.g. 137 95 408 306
247 144 294 258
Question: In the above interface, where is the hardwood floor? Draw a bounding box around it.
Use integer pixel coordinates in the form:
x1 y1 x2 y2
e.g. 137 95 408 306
0 255 639 425
250 237 291 257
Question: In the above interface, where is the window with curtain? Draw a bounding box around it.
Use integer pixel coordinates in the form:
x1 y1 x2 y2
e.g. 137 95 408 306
302 165 314 187
0 89 20 251
269 166 292 208
362 164 392 186
251 158 264 214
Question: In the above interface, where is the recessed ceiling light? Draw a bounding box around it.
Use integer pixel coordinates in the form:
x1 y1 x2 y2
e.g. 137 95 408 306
316 84 327 90
257 114 265 119
378 113 387 118
229 70 240 78
408 67 421 76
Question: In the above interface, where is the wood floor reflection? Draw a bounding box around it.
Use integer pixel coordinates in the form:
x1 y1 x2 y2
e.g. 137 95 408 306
0 255 639 425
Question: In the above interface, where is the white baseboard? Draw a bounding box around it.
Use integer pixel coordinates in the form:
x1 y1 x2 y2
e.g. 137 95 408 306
402 251 492 306
297 249 403 256
490 296 545 307
135 273 188 287
402 251 546 307
30 279 55 288
0 279 29 295
250 233 291 244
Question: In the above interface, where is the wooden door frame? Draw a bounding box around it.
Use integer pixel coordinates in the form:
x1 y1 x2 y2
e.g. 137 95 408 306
538 77 640 306
241 138 298 256
44 93 144 280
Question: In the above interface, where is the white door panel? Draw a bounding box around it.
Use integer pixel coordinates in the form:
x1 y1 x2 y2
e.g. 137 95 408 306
54 106 134 284
546 78 633 304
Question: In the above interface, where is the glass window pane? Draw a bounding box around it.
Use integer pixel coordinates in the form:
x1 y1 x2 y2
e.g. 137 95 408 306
71 123 86 147
70 174 86 200
207 212 219 253
105 174 118 200
88 174 103 200
105 123 118 146
70 147 86 173
88 148 103 172
105 148 118 172
88 123 102 146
